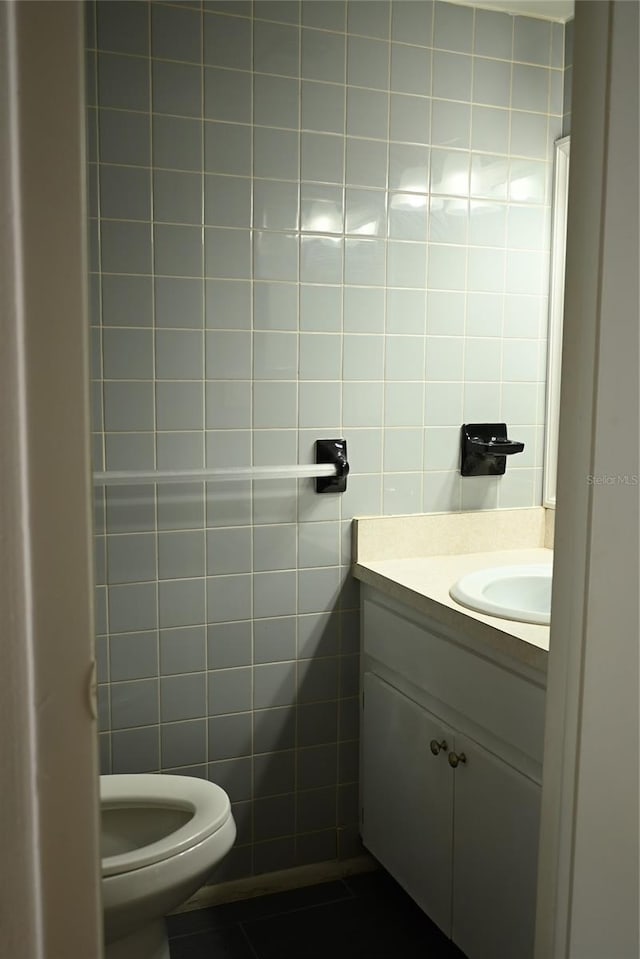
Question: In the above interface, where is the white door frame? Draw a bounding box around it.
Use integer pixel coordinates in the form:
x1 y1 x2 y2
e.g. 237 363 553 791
0 2 102 955
535 2 639 957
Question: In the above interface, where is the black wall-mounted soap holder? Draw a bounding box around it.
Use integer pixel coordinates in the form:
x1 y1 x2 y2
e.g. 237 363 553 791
460 423 524 477
315 438 349 493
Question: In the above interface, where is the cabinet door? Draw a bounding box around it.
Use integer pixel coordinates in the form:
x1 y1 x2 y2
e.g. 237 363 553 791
451 734 541 959
361 672 453 934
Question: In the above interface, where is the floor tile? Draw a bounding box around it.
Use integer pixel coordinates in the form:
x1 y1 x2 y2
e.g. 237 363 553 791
168 880 352 938
169 870 467 959
169 924 257 959
242 895 462 959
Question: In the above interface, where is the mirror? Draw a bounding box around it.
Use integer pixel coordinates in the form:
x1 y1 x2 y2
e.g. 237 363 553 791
544 136 570 507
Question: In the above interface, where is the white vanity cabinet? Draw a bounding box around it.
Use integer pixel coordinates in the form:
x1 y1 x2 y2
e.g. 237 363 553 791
360 586 547 959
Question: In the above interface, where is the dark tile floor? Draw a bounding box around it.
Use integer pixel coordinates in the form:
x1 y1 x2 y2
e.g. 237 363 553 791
168 869 468 959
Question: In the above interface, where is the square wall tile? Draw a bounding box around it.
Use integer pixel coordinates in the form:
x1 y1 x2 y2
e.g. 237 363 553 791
254 21 300 78
155 278 203 330
391 43 431 96
102 275 153 328
302 80 345 135
111 679 158 729
255 75 299 129
254 571 297 619
206 279 251 330
474 58 511 108
208 621 252 670
512 64 550 113
153 170 202 224
344 287 384 333
153 60 202 118
98 52 149 111
347 36 389 90
300 235 343 284
156 382 204 431
299 333 342 380
152 4 201 62
101 221 151 275
159 578 206 629
433 1 474 53
431 99 470 149
204 227 251 279
300 285 342 332
474 8 513 60
347 87 388 141
254 617 297 664
513 16 552 67
254 232 299 282
204 176 252 229
99 108 150 166
161 720 207 768
205 122 252 177
103 329 153 379
110 632 158 682
157 433 204 470
207 575 252 623
302 1 346 31
209 712 252 761
471 106 509 155
158 532 205 581
302 29 346 84
204 13 252 70
391 1 433 46
254 127 299 181
112 727 159 774
346 137 388 188
97 1 149 56
154 225 202 278
254 181 300 233
100 165 150 221
348 0 390 39
206 381 251 430
153 116 202 172
389 143 430 193
106 532 156 585
161 673 206 722
104 382 154 432
156 330 203 380
387 289 426 334
344 238 385 287
301 132 344 184
388 241 427 289
205 67 252 123
209 667 252 715
432 51 472 101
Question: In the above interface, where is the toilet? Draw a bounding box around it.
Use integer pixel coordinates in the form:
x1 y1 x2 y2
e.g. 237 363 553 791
101 774 236 959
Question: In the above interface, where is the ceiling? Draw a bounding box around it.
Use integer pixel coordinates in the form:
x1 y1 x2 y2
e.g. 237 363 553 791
449 0 574 22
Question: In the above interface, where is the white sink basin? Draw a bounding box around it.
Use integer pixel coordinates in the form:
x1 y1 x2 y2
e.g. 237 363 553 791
449 564 552 626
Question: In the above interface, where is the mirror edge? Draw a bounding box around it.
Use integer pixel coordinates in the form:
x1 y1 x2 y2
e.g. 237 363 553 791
543 135 571 509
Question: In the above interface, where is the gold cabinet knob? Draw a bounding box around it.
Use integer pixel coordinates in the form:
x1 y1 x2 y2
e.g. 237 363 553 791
429 739 448 756
448 751 467 768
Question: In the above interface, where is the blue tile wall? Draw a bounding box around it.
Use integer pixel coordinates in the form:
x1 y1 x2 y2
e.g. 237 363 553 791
88 0 566 881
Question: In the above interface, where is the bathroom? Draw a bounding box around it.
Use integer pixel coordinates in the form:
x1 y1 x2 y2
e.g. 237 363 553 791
2 1 638 958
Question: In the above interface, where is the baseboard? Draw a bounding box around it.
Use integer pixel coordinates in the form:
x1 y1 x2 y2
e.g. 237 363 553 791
174 854 378 914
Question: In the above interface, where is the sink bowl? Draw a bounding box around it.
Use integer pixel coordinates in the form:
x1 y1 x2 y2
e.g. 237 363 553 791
449 564 552 625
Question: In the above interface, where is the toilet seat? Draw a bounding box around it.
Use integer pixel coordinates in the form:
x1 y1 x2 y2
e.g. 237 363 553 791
101 774 231 878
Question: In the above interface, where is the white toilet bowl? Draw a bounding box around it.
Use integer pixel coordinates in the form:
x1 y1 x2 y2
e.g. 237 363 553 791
101 774 236 959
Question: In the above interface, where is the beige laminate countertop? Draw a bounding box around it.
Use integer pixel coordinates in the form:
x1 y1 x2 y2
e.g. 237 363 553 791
353 547 552 673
